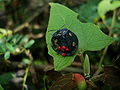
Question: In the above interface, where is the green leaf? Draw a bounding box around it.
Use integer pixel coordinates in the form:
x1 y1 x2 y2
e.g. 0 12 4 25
83 54 90 78
5 43 14 52
74 0 99 22
46 3 115 71
10 34 20 44
24 40 35 48
0 85 4 90
0 72 15 85
0 42 6 53
4 51 10 60
18 35 29 45
98 0 120 20
22 58 30 64
0 28 12 39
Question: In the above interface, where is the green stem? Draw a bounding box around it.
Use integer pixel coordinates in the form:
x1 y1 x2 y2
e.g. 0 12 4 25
90 73 104 82
22 62 32 90
22 50 33 90
99 47 108 67
99 10 116 67
94 10 116 76
78 53 84 64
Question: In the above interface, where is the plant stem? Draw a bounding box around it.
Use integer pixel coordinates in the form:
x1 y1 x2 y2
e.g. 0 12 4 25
90 73 104 82
99 47 108 67
94 10 116 76
78 53 84 64
22 62 32 90
22 50 33 90
99 10 116 67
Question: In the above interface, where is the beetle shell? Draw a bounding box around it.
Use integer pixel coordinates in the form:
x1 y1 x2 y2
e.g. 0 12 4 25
51 28 78 56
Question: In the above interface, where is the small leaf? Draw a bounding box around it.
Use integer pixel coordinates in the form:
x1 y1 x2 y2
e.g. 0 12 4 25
0 43 6 53
22 58 30 64
10 34 20 44
4 51 10 60
15 34 24 44
24 40 35 48
18 35 29 45
83 54 90 78
6 35 13 41
0 28 12 39
0 85 4 90
98 0 120 20
5 43 14 52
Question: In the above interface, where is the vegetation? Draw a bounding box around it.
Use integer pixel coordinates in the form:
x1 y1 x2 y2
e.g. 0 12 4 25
0 0 120 90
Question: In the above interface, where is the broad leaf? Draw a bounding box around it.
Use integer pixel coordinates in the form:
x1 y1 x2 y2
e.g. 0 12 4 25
46 3 115 70
98 0 120 20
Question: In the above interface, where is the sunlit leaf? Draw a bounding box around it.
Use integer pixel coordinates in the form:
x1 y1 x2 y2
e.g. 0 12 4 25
98 0 120 20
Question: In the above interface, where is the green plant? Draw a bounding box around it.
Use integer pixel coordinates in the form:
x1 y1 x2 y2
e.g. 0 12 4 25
0 28 35 60
46 3 115 70
46 2 120 89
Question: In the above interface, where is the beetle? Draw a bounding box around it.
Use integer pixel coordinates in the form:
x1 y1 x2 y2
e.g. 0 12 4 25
51 28 78 56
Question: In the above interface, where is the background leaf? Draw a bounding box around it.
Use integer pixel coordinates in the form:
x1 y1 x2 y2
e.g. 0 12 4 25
0 85 4 90
98 0 120 20
0 72 15 85
5 43 14 52
46 3 115 70
74 0 99 22
4 51 10 60
0 28 12 39
24 39 35 48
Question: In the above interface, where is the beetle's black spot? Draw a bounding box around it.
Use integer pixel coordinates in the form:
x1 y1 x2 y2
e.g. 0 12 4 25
51 28 78 56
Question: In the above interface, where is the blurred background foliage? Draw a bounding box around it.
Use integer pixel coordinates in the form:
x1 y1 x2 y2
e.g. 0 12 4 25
0 0 120 90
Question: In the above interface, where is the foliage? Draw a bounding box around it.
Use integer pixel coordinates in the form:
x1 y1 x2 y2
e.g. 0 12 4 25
74 0 99 22
98 0 120 20
0 0 120 90
0 85 4 90
46 3 115 70
0 28 35 60
0 72 15 85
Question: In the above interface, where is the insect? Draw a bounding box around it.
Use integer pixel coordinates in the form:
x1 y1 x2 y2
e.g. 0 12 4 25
51 28 78 56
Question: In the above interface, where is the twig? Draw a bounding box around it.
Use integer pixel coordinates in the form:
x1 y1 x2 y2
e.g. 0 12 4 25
99 10 116 67
22 62 31 90
91 73 104 82
22 50 33 90
95 10 116 76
